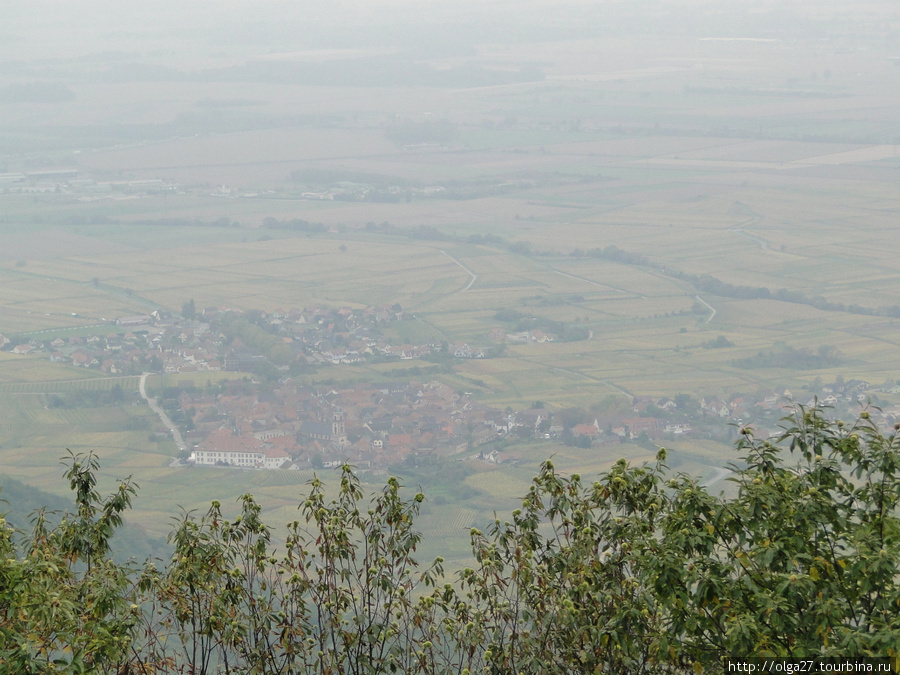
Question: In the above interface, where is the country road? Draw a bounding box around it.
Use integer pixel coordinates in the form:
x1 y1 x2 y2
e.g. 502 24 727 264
694 295 717 324
139 372 186 452
552 269 637 296
439 250 478 291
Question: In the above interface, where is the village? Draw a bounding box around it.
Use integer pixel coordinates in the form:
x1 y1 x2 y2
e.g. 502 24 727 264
170 375 888 473
3 307 894 472
0 166 455 204
0 302 504 376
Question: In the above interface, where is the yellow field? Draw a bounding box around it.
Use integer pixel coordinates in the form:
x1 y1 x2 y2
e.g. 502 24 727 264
465 470 533 501
0 354 108 383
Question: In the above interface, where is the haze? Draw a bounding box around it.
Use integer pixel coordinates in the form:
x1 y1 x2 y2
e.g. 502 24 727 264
1 0 900 560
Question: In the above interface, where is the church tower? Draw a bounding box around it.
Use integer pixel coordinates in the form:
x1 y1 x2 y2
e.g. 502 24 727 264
332 408 345 436
332 408 348 447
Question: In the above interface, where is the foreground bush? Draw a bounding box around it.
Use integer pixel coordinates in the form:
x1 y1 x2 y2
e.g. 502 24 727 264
1 405 899 673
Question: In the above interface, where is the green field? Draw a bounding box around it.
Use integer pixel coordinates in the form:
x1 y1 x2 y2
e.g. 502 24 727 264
0 375 141 394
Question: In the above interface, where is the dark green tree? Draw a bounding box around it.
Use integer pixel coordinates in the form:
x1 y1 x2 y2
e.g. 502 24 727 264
653 406 900 664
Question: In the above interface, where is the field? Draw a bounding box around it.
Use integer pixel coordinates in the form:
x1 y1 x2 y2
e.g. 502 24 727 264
0 375 141 394
2 1 900 564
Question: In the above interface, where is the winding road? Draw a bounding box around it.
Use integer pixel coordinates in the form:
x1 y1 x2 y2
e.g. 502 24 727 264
439 250 478 291
694 295 717 324
139 372 186 452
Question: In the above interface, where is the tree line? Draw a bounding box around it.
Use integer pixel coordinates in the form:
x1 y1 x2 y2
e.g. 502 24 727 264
2 406 899 673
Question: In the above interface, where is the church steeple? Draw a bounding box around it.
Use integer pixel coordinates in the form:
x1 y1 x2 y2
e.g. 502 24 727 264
332 408 345 436
332 407 348 447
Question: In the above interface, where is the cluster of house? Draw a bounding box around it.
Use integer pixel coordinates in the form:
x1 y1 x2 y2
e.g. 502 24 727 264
180 373 736 471
223 304 448 366
292 182 446 202
2 299 564 379
230 305 512 364
591 380 890 443
183 380 502 470
0 317 220 376
185 378 887 472
1 304 458 375
690 380 876 420
3 329 163 374
493 328 554 344
0 169 177 198
7 304 897 469
183 378 890 472
0 166 457 204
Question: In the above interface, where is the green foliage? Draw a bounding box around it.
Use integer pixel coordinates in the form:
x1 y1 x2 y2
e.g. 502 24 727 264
491 309 589 342
654 408 900 663
702 334 734 349
0 451 139 674
212 311 293 370
3 408 900 673
444 407 900 671
134 466 446 674
456 458 667 673
135 493 277 673
673 393 697 411
43 385 134 409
